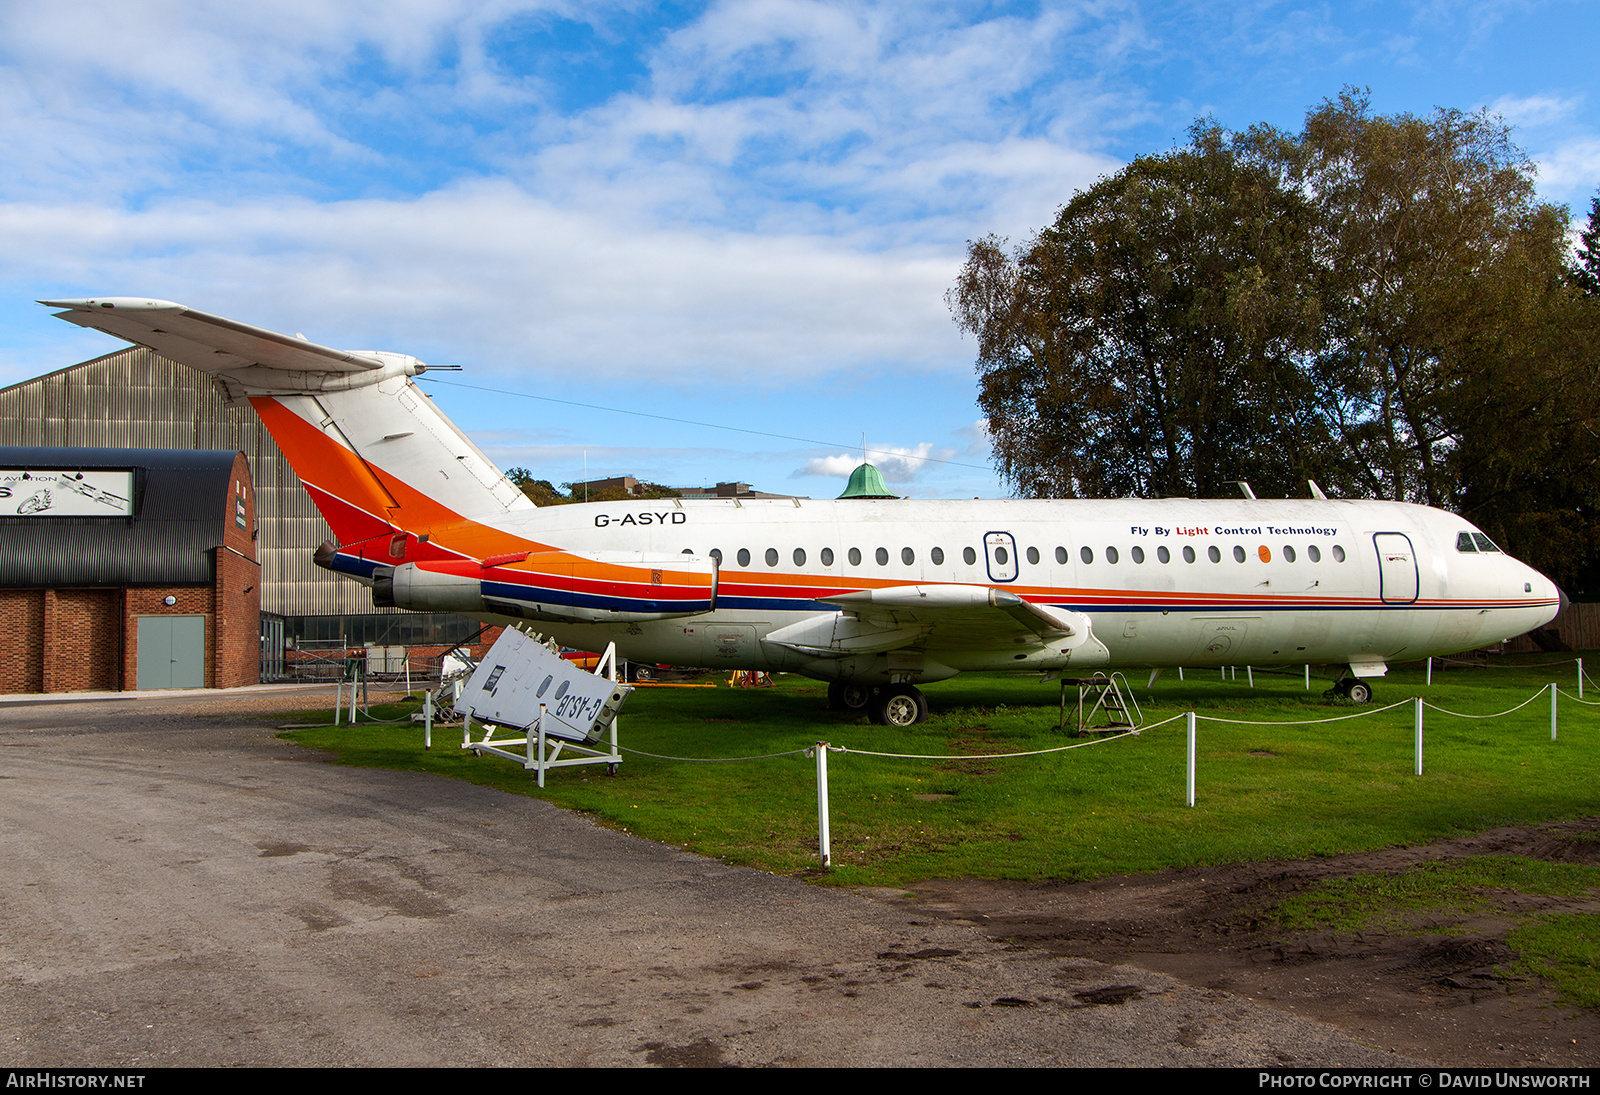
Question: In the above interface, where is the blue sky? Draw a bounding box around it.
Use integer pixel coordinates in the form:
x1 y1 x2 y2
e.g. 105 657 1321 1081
3 1 1598 499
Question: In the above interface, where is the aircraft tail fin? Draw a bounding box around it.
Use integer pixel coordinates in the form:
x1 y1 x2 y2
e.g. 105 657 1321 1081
44 298 537 569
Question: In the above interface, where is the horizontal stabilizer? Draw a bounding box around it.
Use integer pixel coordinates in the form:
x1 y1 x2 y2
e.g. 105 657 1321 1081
42 298 389 382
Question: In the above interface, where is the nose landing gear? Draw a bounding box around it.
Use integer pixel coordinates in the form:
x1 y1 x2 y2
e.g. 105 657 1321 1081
1332 678 1373 704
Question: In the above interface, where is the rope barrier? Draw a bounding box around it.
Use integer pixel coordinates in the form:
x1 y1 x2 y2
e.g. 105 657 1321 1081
1422 689 1549 720
1193 698 1413 725
1435 656 1578 670
1557 687 1600 707
618 744 813 763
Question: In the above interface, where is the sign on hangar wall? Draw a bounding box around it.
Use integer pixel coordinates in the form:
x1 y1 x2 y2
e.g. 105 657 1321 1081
0 469 134 517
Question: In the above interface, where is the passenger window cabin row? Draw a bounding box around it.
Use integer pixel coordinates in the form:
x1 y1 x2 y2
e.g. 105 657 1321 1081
696 542 1353 569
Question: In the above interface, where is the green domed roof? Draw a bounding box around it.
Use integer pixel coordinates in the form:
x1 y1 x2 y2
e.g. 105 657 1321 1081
838 462 897 499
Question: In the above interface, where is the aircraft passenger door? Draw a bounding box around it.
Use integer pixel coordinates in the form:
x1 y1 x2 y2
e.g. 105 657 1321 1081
984 531 1018 583
1374 533 1419 604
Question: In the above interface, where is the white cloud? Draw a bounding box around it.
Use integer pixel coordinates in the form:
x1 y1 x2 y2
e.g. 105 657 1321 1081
1489 93 1581 128
800 441 948 482
1533 137 1600 200
3 180 968 382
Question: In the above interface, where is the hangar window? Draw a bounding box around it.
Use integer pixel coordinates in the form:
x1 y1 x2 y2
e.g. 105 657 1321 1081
1307 545 1322 563
1106 546 1119 564
1131 546 1144 564
710 548 722 565
963 546 977 565
1233 545 1246 563
765 548 779 567
1055 546 1068 565
1080 546 1094 564
1157 546 1170 564
848 547 862 566
875 547 889 566
902 547 915 565
793 548 806 567
930 546 944 565
737 548 751 567
821 547 834 566
1283 545 1297 562
1207 545 1221 563
1182 546 1195 563
1332 545 1346 562
1026 546 1040 565
1473 533 1501 553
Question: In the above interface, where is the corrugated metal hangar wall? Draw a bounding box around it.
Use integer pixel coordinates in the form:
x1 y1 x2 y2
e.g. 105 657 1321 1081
0 345 392 622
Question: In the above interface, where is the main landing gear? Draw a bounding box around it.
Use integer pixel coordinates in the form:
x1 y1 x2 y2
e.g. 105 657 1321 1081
827 682 931 726
1332 678 1373 704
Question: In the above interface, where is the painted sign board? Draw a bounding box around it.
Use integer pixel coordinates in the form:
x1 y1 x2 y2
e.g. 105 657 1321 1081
0 469 134 517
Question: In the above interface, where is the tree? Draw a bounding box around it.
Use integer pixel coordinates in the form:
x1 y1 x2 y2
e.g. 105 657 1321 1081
951 90 1600 590
1572 192 1600 297
505 466 683 506
949 123 1334 500
1295 91 1566 510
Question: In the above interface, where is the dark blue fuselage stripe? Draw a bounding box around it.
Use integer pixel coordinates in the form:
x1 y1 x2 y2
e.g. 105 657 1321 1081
330 554 1552 617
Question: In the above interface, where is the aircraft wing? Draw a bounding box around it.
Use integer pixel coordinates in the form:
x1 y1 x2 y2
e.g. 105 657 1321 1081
40 297 385 376
762 584 1099 658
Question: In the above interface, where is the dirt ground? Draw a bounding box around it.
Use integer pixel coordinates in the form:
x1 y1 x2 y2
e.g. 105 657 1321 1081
898 819 1600 1067
15 685 1592 1066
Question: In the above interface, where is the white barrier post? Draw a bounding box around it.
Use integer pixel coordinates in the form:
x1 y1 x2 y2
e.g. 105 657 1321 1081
535 703 548 788
814 742 831 867
1414 697 1424 776
1550 682 1558 741
1427 657 1433 687
334 681 342 725
1247 666 1254 688
1185 712 1196 807
1305 664 1310 691
423 690 432 751
1579 658 1584 701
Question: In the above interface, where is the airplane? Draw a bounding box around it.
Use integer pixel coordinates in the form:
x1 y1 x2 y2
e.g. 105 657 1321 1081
42 297 1566 726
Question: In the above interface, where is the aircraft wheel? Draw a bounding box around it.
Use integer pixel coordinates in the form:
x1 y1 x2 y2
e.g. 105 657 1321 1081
1332 678 1372 703
829 681 875 714
874 686 927 728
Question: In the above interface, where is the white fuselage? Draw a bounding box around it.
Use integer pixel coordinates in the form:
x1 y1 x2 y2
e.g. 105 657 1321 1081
474 494 1559 676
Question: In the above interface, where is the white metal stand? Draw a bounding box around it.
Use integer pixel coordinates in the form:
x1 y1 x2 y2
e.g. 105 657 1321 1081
460 642 625 785
1058 672 1144 734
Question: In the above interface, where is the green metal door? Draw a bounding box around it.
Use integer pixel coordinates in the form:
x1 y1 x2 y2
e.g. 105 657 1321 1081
137 615 205 689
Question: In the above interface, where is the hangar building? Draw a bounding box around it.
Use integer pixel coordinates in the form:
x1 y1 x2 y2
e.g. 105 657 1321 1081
0 345 485 676
0 447 260 693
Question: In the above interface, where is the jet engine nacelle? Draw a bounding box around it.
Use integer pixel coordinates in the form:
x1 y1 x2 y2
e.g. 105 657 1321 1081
377 551 718 624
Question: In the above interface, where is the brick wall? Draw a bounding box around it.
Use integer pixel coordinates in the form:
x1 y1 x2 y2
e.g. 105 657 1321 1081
0 590 44 693
213 547 261 688
47 589 120 692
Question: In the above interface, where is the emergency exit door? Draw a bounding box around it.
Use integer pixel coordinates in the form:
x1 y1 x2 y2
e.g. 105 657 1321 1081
1373 533 1419 605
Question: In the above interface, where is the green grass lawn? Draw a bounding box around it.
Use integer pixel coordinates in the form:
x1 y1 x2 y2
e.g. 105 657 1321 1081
284 654 1600 887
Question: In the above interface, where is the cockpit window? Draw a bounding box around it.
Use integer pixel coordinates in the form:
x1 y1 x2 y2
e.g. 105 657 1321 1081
1472 533 1501 553
1457 532 1477 553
